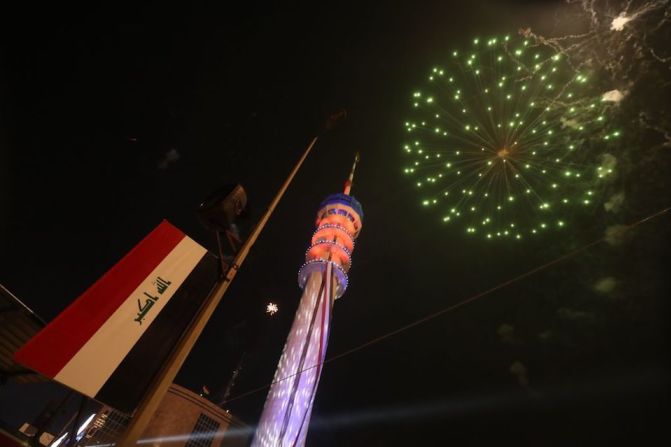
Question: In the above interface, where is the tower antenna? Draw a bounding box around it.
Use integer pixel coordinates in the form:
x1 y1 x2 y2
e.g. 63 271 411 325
343 152 360 196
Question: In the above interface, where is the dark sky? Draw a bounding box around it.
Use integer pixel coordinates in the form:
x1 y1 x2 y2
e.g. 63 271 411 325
1 1 669 446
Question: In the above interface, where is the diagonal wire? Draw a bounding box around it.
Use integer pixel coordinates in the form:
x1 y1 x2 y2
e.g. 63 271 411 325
222 205 671 406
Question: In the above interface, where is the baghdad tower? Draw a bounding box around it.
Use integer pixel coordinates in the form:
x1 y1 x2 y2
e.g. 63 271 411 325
252 154 363 446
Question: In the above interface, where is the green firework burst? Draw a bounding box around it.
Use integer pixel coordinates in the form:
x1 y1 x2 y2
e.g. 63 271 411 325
403 35 619 240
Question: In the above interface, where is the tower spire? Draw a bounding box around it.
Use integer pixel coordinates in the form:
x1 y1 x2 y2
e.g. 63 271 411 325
343 152 360 196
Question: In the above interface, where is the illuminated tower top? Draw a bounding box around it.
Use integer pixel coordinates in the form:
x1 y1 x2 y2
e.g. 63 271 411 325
298 154 363 299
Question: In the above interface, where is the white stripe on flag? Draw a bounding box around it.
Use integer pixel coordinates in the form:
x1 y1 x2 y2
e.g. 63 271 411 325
54 236 206 397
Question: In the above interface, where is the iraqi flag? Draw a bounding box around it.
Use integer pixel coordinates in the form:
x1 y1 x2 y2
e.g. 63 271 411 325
14 221 219 414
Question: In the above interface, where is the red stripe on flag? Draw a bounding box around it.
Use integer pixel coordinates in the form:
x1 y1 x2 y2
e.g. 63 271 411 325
14 221 185 378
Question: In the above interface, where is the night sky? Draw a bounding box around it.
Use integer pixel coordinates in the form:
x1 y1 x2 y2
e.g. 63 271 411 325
1 1 670 446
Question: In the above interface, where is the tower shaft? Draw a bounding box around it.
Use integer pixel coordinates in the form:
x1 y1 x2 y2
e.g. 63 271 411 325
252 267 335 446
252 156 363 447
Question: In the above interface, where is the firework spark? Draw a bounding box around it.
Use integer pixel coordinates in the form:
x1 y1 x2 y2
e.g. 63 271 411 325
266 302 279 316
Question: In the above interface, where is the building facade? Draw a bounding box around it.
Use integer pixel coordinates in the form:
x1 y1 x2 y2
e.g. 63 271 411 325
82 384 249 447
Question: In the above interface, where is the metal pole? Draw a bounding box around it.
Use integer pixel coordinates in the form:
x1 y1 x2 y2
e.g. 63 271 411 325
116 136 319 447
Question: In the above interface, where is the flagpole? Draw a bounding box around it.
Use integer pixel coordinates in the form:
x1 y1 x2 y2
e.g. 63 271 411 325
117 136 320 447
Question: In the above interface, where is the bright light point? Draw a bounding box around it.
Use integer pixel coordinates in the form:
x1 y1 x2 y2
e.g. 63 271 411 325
51 433 69 447
602 89 625 103
558 221 564 227
75 414 96 440
497 148 510 158
611 14 631 31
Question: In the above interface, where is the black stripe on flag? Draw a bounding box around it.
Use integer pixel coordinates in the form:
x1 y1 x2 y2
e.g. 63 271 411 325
95 253 219 414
